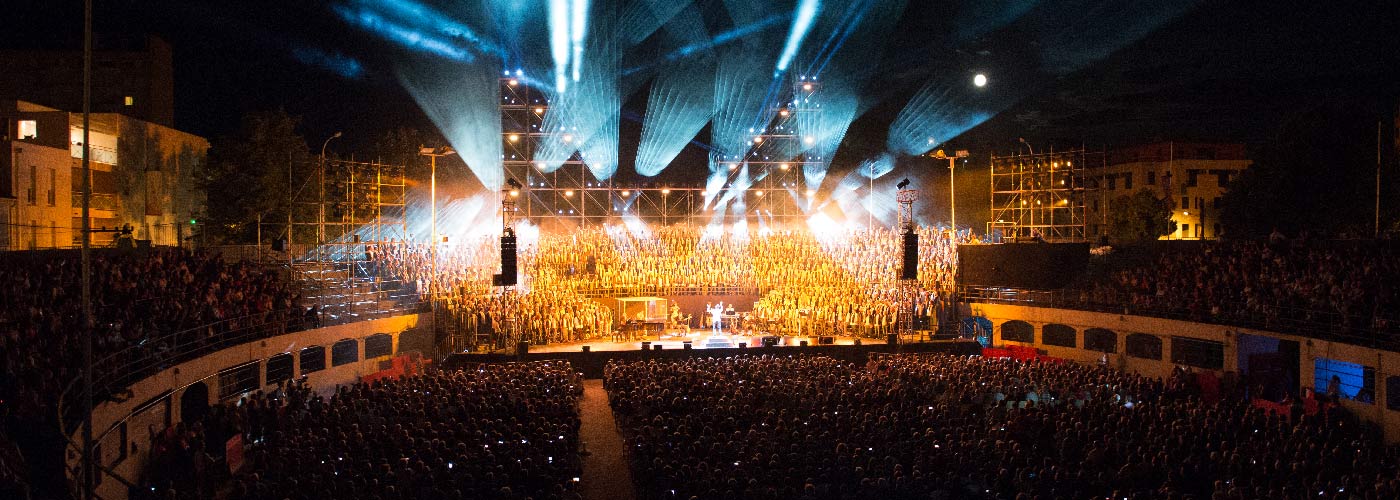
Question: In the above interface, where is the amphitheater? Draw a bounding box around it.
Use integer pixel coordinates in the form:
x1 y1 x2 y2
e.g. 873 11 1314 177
3 226 1398 500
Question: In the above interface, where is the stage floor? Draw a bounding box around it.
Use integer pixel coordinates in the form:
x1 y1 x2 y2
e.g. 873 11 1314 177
528 330 890 353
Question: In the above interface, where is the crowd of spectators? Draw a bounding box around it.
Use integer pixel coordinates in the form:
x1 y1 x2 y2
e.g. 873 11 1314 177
408 224 968 349
606 354 1400 500
145 361 584 500
0 248 298 498
1079 239 1399 336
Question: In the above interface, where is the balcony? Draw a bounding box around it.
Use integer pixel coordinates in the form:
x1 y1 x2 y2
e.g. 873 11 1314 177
70 143 119 165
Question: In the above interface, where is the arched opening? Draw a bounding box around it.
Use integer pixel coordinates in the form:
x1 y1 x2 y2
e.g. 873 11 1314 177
1001 320 1034 343
1126 333 1163 360
1042 324 1077 348
180 381 210 424
1085 328 1117 353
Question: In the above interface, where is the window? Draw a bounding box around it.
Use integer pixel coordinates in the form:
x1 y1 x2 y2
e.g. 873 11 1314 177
1084 328 1117 353
1213 223 1221 238
1213 197 1222 209
46 168 55 206
1147 171 1156 185
1107 176 1117 190
1196 197 1204 210
300 346 326 374
1186 170 1199 187
1218 172 1231 187
124 96 134 106
217 361 261 401
1001 320 1034 343
331 339 359 367
18 120 37 139
365 334 393 358
1092 199 1099 212
27 165 36 204
1171 336 1224 370
1181 196 1189 210
1386 376 1400 410
1123 172 1133 190
1315 358 1375 404
1125 333 1162 360
266 353 294 384
1042 324 1076 348
1181 223 1190 236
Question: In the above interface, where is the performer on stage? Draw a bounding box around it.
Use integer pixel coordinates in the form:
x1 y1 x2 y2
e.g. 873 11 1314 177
709 302 725 333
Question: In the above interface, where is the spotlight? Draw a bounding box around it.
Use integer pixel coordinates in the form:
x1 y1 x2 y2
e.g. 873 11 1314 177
508 79 519 86
508 134 520 142
806 189 816 197
621 190 630 196
755 190 764 197
803 136 815 145
562 134 573 143
564 190 575 197
779 163 790 171
534 107 544 114
897 178 910 189
780 109 790 117
728 163 738 171
753 136 763 144
661 188 671 195
535 161 546 169
803 83 813 91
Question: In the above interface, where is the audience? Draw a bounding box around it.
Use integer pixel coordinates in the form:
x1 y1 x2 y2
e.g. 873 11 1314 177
411 224 968 349
144 362 584 500
1078 240 1399 336
607 354 1400 500
0 248 297 498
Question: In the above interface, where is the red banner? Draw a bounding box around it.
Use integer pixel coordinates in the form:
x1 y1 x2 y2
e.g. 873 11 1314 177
226 434 244 474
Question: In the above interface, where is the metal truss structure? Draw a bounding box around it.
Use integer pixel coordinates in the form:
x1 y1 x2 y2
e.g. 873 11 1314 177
499 76 823 228
987 149 1100 241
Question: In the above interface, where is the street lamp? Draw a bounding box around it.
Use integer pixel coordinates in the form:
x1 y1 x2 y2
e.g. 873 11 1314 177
419 146 456 259
319 131 341 262
932 149 970 230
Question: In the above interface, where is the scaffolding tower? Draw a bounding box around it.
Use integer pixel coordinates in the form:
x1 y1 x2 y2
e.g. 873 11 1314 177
987 149 1099 241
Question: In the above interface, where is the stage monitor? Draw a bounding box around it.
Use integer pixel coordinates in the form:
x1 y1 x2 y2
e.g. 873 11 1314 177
957 242 1089 289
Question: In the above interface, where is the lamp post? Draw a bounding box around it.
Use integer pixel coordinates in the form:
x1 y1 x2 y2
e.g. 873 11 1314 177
419 146 456 252
318 132 341 260
315 132 341 314
932 149 970 231
419 146 455 301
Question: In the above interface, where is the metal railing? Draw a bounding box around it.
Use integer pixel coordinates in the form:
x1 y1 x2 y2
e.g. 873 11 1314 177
54 296 425 497
958 286 1399 350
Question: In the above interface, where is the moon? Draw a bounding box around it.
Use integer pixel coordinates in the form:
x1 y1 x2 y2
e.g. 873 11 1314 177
973 73 988 87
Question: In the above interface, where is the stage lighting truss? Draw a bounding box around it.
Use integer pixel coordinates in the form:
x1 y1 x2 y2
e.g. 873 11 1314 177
497 74 825 227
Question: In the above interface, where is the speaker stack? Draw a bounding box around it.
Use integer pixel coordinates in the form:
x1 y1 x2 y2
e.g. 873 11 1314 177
494 233 518 286
900 230 919 280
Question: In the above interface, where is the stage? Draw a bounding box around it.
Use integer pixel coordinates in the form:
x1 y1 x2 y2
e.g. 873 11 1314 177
528 330 883 353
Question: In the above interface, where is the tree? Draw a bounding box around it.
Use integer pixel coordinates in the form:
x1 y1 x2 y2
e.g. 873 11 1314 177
202 110 312 244
1108 189 1176 242
372 127 430 181
1219 102 1387 238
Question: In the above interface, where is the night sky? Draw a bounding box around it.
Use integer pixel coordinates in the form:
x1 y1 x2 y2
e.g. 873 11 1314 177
2 0 1397 213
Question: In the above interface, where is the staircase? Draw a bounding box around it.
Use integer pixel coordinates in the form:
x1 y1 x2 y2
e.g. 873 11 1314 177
292 260 423 324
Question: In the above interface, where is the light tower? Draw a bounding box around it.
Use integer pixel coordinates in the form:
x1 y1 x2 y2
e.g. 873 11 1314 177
895 182 920 343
